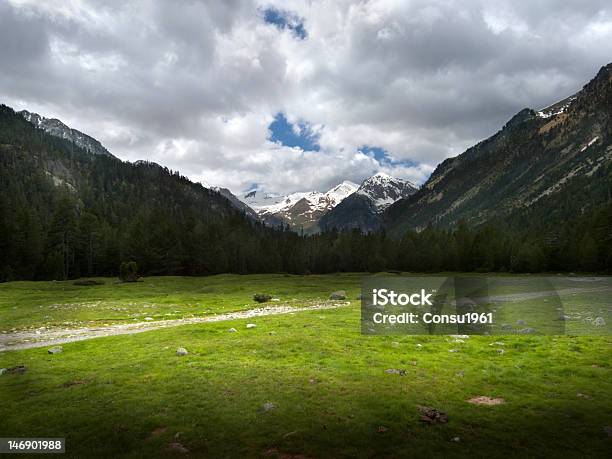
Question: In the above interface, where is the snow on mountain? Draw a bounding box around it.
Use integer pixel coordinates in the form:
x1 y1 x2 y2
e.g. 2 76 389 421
536 94 578 119
240 180 358 232
19 110 115 158
356 172 417 211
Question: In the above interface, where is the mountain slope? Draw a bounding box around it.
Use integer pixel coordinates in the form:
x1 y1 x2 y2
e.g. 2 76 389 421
320 173 417 232
385 63 612 236
19 110 115 158
0 104 283 280
245 181 359 233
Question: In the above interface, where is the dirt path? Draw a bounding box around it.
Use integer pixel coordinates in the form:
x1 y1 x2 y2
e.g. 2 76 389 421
0 301 351 352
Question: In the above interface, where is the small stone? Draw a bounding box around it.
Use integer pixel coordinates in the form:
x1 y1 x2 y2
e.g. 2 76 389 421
453 339 465 343
496 349 504 354
228 328 237 333
490 342 505 346
516 319 526 325
271 298 280 302
329 290 346 300
261 402 276 412
451 436 460 442
176 347 188 356
594 317 606 327
449 349 458 353
391 341 400 347
246 323 257 329
48 346 63 355
385 368 407 376
416 343 423 349
0 368 6 376
144 317 154 321
576 392 590 399
518 327 537 334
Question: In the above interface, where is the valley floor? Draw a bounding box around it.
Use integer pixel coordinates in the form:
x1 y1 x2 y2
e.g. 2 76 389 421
1 274 611 458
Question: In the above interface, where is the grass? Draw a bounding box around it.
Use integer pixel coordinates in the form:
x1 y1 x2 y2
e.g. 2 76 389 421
1 274 611 458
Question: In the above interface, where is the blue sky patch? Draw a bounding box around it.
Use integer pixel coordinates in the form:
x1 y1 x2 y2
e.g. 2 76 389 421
360 145 417 168
269 113 320 151
263 7 307 39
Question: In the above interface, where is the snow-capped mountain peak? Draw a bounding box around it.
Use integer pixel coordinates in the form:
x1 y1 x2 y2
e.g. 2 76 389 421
357 174 417 211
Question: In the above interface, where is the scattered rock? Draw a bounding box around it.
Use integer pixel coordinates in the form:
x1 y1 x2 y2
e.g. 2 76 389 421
329 290 346 300
271 298 280 302
518 327 537 334
0 368 6 376
168 442 189 454
385 368 407 376
467 396 505 406
455 371 464 378
452 339 465 344
450 335 470 339
418 406 448 424
176 347 188 356
144 317 154 321
449 349 458 353
48 346 63 354
391 341 400 347
496 349 505 354
516 319 526 326
416 343 423 349
260 402 276 413
594 317 606 327
377 426 388 433
451 436 460 442
576 392 591 399
246 323 257 329
228 328 237 333
501 323 512 331
555 315 571 321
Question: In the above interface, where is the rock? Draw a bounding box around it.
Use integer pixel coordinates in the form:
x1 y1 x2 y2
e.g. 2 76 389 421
176 347 188 356
452 339 465 343
228 328 237 333
555 315 571 321
0 368 6 376
329 290 346 300
261 402 276 412
449 349 458 353
253 294 272 303
385 368 407 376
594 317 606 327
450 335 470 339
496 349 504 354
246 323 257 329
416 343 423 349
576 392 591 399
418 406 448 424
501 323 512 331
516 319 526 325
271 298 280 302
490 341 505 346
518 327 537 334
451 436 460 442
391 341 400 347
48 346 64 354
144 317 154 321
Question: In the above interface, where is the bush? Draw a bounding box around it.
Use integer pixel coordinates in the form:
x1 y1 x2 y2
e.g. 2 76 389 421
253 293 272 303
119 261 139 282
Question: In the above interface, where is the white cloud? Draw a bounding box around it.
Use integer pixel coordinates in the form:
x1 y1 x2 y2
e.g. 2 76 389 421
1 0 611 195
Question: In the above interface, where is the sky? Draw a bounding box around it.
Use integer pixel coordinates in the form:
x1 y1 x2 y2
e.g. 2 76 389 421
1 0 612 195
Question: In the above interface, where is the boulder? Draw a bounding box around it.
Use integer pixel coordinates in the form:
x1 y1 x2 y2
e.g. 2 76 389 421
48 346 64 355
329 290 346 300
176 347 188 356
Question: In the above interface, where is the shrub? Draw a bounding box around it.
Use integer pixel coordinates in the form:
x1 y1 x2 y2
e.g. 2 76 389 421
253 293 272 303
119 261 139 282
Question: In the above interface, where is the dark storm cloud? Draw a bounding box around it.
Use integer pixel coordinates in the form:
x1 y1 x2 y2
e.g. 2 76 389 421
1 0 611 193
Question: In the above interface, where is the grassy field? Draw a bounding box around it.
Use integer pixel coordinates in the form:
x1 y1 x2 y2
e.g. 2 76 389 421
1 274 611 458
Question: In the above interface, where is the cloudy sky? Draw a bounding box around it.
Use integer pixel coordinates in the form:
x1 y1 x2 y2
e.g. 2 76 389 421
2 0 611 195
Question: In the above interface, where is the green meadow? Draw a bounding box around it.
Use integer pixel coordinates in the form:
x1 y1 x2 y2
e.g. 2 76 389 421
1 274 611 458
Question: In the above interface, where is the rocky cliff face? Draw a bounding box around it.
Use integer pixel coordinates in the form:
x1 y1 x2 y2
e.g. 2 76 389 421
385 63 612 236
19 110 115 158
